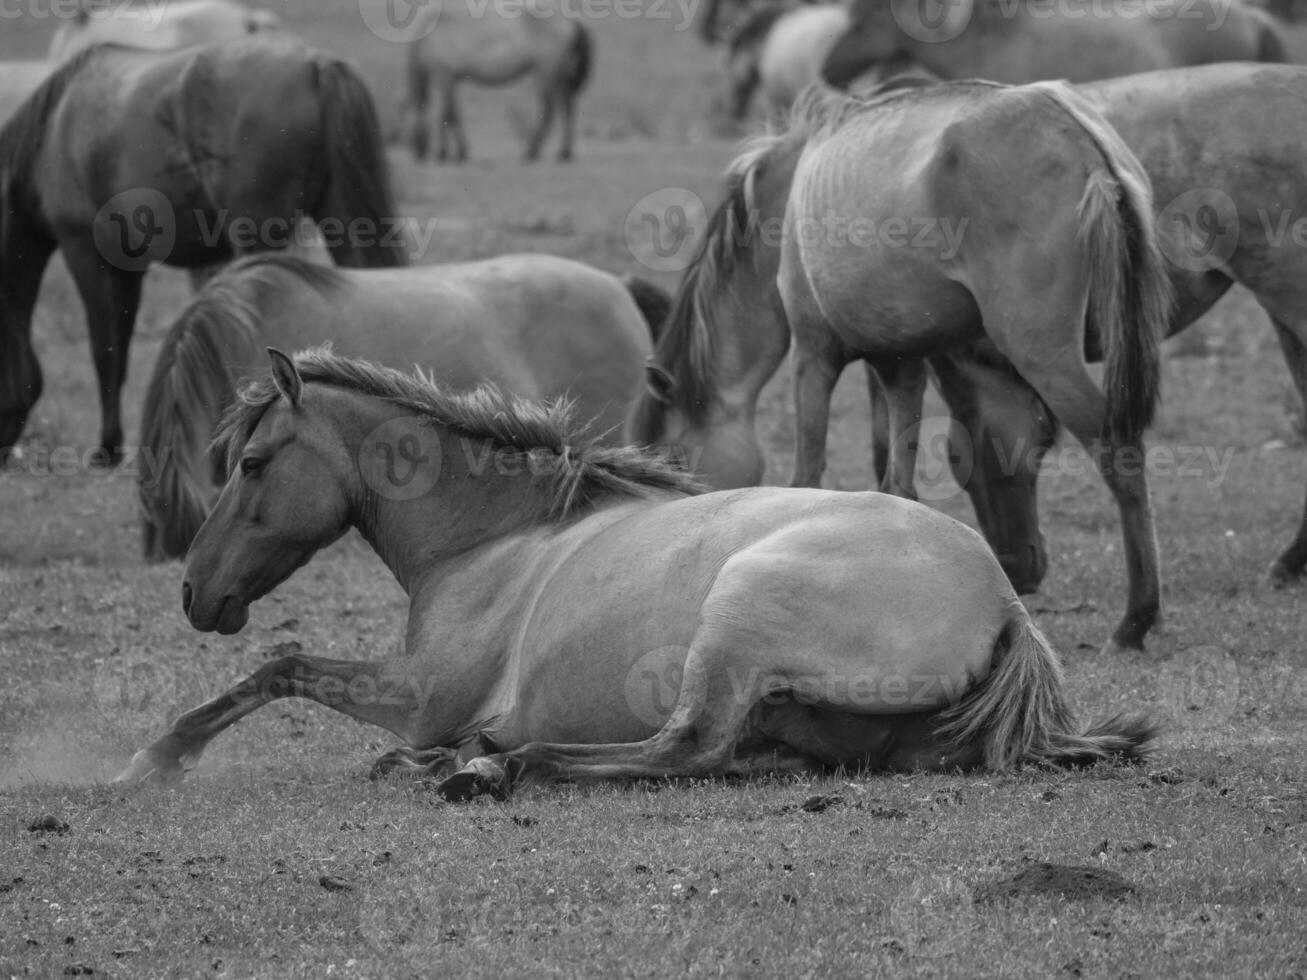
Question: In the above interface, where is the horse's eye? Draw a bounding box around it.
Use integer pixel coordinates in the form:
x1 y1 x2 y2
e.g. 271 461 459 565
240 456 265 476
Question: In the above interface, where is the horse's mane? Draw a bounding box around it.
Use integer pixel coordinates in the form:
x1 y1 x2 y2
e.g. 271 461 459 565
0 45 102 184
217 252 349 298
220 350 703 518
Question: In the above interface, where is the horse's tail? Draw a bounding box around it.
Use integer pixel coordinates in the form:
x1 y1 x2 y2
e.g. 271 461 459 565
937 599 1157 770
621 274 673 344
1034 82 1171 445
564 21 593 98
311 57 407 268
137 278 266 562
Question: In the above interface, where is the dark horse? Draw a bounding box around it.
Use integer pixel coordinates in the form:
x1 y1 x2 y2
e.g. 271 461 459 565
0 36 406 460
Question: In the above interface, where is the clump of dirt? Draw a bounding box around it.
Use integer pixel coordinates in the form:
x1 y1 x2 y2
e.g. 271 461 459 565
973 863 1137 904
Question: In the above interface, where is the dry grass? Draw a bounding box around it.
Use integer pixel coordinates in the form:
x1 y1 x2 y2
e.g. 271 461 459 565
3 3 1307 978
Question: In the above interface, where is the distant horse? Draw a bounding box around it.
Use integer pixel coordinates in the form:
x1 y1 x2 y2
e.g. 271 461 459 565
0 60 52 124
113 348 1154 795
137 253 664 561
49 0 279 61
404 0 591 162
822 0 1286 89
626 82 1174 654
867 64 1307 592
724 4 850 120
0 37 405 462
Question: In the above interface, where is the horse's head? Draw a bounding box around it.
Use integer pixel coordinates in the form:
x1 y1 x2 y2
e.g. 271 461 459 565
182 349 352 634
931 346 1055 594
625 359 765 489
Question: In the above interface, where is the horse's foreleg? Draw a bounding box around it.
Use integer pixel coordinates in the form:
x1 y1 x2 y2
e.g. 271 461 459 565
1268 316 1307 585
556 89 576 162
61 242 144 463
789 345 842 487
437 80 465 162
113 654 427 786
864 361 890 488
524 86 556 163
868 357 927 499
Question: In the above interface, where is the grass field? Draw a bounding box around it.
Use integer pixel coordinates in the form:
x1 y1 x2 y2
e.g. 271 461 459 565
3 2 1307 977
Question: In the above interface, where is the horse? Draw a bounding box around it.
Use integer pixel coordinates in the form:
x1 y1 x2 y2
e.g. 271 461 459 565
403 0 591 162
112 348 1155 797
863 63 1307 593
0 37 405 463
137 253 667 562
48 0 280 61
625 82 1174 654
821 0 1286 89
0 60 52 125
724 4 850 121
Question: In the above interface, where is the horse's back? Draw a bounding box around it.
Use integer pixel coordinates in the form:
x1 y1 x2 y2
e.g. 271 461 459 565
409 0 577 81
48 0 270 61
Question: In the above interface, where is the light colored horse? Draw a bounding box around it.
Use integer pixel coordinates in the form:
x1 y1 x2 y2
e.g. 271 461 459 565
113 348 1154 796
404 0 592 162
867 64 1307 592
822 0 1286 88
0 37 403 462
0 60 53 125
48 0 279 62
626 82 1174 654
137 253 665 561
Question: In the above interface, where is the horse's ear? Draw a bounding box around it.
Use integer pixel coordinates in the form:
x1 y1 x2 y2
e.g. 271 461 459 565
644 363 676 404
267 348 303 408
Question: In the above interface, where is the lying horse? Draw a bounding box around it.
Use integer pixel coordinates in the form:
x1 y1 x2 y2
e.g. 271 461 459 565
877 63 1307 591
822 0 1285 88
137 254 665 561
626 82 1174 654
0 37 404 462
114 349 1154 797
403 0 591 162
48 0 279 61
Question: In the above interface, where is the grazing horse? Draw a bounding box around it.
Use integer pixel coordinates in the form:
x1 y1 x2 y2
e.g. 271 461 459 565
48 0 279 61
113 349 1154 797
0 37 404 462
626 82 1174 653
822 0 1286 89
404 0 591 162
869 64 1307 591
137 253 664 561
724 4 851 120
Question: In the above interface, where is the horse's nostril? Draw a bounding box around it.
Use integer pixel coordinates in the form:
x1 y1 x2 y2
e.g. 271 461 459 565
181 582 193 616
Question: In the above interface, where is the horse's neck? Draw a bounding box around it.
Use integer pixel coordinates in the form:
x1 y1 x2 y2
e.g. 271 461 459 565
348 419 559 595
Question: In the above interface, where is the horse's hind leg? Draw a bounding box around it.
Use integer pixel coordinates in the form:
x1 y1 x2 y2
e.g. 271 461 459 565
865 362 890 488
113 654 429 785
524 82 556 163
556 88 576 162
61 240 144 463
437 79 465 163
867 356 927 498
789 341 845 487
1267 316 1307 585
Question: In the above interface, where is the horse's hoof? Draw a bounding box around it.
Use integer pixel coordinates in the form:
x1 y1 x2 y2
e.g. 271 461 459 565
370 746 458 781
435 757 512 802
1268 561 1302 589
112 747 187 787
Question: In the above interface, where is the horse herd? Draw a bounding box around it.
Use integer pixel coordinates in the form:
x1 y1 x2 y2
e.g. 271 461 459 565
2 0 1304 800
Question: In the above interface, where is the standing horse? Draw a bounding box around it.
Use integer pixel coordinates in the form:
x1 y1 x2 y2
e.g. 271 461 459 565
113 348 1154 796
48 0 279 61
724 4 851 121
627 82 1174 654
404 0 591 162
137 253 665 561
0 37 405 461
822 0 1285 89
870 64 1307 592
